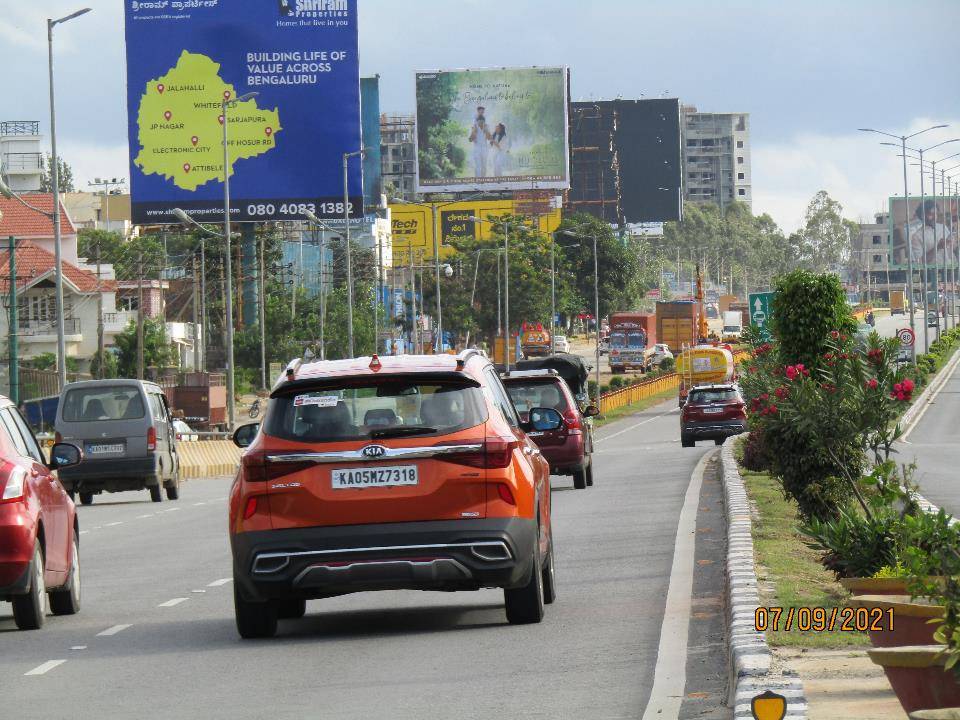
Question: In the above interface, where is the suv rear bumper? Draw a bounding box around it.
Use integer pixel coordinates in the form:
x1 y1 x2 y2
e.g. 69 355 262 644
682 418 747 439
232 517 537 602
58 456 162 491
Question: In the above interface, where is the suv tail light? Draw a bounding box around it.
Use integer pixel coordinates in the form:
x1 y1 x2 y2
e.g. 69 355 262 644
241 449 315 482
0 463 27 503
443 437 520 469
562 409 581 434
147 426 157 451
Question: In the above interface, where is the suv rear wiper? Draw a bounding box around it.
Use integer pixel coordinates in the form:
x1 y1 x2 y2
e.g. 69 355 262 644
370 426 438 439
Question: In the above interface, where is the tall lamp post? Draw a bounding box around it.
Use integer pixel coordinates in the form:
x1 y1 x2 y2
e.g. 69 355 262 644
859 124 947 362
946 171 960 329
933 157 960 330
558 229 601 410
303 210 343 359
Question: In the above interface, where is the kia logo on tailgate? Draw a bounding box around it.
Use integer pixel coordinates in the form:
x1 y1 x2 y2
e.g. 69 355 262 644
361 445 387 459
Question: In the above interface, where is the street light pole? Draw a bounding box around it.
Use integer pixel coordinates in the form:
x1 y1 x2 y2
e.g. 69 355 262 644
550 234 556 344
342 149 364 358
47 7 91 388
221 92 257 428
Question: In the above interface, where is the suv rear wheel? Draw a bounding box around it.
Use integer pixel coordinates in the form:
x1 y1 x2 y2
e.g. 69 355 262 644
49 535 81 615
572 465 587 490
276 598 307 619
235 584 278 639
149 485 163 503
541 539 557 605
79 492 94 506
504 534 545 624
681 434 695 448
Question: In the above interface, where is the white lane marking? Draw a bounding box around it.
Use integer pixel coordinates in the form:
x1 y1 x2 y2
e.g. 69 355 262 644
595 406 680 445
193 502 206 506
70 646 87 651
158 597 188 607
96 624 132 637
162 508 181 513
78 530 89 535
902 348 960 443
191 589 206 594
104 522 123 527
640 448 712 720
207 578 232 587
25 659 67 676
136 514 154 519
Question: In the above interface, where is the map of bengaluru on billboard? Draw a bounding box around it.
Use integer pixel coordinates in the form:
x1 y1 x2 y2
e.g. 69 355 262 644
415 67 570 193
123 0 362 224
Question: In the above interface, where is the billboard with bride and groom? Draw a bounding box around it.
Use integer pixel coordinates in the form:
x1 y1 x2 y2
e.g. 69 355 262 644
414 66 570 193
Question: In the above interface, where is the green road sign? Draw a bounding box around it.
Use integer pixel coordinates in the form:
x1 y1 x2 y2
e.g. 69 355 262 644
748 292 774 338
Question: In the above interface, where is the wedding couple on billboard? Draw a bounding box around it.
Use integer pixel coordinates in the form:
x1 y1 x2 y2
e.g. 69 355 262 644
468 105 511 179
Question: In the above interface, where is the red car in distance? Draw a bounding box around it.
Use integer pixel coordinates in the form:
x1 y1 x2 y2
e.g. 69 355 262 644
502 370 598 489
0 396 83 630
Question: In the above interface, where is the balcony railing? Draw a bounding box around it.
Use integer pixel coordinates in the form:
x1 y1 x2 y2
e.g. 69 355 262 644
0 121 40 136
18 318 81 336
2 152 43 171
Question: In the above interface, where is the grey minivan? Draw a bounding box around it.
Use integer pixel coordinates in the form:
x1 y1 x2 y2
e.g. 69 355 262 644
55 379 181 505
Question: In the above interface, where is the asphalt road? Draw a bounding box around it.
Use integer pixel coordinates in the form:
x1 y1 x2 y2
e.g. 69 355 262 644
897 352 960 517
873 309 956 355
1 399 727 720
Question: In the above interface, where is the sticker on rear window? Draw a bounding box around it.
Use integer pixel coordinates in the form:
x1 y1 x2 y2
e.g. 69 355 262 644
293 394 339 407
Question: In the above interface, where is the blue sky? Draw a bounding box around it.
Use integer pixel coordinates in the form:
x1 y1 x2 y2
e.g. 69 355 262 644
2 0 959 230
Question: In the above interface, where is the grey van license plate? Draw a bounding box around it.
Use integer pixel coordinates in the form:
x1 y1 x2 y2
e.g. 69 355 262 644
331 466 418 489
87 443 124 454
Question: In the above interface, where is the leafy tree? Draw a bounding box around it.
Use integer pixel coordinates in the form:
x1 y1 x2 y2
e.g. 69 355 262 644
114 318 176 377
39 154 75 193
77 228 166 280
89 349 119 379
795 191 857 272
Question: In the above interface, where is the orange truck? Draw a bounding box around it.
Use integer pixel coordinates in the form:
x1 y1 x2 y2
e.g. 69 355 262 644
520 322 552 358
656 301 699 354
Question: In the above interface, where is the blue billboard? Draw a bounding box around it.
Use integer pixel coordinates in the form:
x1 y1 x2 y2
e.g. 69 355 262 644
123 0 362 224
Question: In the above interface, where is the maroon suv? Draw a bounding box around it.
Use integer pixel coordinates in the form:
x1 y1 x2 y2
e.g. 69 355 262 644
502 370 598 489
680 384 746 447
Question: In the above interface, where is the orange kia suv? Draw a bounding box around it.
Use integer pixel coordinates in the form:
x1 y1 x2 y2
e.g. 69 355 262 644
229 350 561 638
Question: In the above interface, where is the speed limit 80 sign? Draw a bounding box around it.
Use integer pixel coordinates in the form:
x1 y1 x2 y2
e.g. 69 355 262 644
897 327 915 347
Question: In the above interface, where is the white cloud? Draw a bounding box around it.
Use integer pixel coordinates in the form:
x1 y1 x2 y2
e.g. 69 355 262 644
752 118 960 233
61 140 131 190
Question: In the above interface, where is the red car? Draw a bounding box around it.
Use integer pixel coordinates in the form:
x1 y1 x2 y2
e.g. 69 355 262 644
680 384 747 447
0 396 83 630
501 370 598 489
229 351 561 638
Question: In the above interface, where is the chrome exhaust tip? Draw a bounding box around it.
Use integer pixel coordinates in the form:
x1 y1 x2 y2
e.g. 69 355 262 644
470 541 512 562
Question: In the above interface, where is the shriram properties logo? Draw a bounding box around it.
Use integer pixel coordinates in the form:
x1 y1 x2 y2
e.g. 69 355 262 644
279 0 348 17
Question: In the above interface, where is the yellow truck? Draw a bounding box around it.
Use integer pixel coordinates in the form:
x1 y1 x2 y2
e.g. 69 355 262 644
890 289 907 315
676 345 736 406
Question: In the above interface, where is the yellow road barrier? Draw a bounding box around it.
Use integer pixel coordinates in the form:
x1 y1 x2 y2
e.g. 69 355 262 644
178 440 242 480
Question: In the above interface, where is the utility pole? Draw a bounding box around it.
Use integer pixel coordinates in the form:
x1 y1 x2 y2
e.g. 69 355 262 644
259 229 267 390
192 251 201 371
319 228 326 359
95 239 104 379
136 251 145 380
8 236 19 404
200 235 207 371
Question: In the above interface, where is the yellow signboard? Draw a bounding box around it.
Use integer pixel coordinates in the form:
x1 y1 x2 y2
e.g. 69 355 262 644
389 199 562 262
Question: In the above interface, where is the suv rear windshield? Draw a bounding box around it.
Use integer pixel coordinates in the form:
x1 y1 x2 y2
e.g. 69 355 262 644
264 379 488 443
504 380 570 414
62 386 145 422
688 388 739 405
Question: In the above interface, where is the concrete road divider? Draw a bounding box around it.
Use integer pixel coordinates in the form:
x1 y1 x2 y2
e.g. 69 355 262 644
178 440 242 479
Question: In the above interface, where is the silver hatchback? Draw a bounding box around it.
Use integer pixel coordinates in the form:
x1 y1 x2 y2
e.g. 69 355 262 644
54 379 181 505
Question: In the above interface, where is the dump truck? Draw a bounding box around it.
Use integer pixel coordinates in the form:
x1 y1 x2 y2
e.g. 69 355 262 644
676 345 736 406
890 289 906 315
169 373 227 431
656 301 699 354
608 312 656 373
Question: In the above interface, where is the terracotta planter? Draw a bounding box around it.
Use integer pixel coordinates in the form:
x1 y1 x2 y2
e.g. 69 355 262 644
840 577 910 596
868 645 960 713
849 594 944 647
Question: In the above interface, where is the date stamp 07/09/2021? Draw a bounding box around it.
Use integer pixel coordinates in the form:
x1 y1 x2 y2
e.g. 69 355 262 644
754 605 895 633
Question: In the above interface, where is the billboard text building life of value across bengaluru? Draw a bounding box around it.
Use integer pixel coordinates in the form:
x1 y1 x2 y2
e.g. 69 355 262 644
124 0 362 225
415 67 570 193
